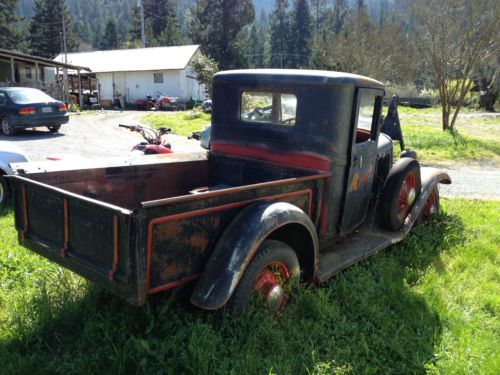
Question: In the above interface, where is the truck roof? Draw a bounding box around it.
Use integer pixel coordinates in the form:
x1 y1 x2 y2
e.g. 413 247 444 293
214 69 384 89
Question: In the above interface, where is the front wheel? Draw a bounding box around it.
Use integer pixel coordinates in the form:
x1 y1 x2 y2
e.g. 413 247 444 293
380 158 422 230
1 117 16 136
47 125 61 133
226 240 300 315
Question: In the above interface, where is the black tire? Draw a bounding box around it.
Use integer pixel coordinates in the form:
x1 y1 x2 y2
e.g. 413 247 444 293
1 117 16 136
380 158 421 230
0 175 9 208
48 125 61 133
226 240 300 315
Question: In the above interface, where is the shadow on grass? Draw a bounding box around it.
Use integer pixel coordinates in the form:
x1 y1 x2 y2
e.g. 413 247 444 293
0 203 13 218
0 211 466 374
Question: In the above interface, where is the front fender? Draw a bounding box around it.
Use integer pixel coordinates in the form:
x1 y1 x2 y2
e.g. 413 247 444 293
191 201 318 310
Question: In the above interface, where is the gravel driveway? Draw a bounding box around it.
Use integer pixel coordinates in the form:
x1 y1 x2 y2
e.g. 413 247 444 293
0 111 498 200
0 110 203 161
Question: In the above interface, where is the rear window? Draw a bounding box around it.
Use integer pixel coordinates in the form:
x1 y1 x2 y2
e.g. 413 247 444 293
240 91 297 126
8 89 55 104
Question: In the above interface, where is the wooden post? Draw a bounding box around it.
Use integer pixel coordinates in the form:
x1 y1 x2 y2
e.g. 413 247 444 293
35 62 40 87
10 57 15 84
78 70 83 109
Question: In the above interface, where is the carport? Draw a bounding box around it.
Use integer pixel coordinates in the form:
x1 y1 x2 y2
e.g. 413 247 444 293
0 49 91 108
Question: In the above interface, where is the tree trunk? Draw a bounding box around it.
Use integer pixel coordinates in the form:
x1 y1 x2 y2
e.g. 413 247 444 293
439 79 450 130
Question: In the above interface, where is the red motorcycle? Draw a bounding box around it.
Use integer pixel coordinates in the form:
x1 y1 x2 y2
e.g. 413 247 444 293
119 124 173 155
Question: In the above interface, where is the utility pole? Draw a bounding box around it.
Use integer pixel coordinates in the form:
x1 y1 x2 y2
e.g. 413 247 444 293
62 11 69 103
138 0 146 48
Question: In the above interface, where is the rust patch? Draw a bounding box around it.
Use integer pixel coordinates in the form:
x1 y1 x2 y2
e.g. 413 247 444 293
349 172 360 192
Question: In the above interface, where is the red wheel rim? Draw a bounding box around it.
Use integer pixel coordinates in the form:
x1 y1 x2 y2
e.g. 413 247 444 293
423 190 437 218
254 261 291 311
397 172 417 221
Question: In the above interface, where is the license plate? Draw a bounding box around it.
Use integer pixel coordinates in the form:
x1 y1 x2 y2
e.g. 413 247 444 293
42 107 53 113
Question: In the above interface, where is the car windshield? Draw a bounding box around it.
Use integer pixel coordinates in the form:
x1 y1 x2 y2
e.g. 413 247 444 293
8 89 55 104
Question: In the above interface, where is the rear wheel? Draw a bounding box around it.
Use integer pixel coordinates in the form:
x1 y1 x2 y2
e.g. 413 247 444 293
1 117 16 136
226 240 300 315
380 158 421 230
422 186 440 219
47 125 61 133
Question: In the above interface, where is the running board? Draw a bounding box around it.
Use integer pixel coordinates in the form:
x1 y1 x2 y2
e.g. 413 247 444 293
316 167 451 283
316 228 403 282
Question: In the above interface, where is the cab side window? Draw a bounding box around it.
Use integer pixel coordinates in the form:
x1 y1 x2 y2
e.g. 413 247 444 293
0 92 6 106
355 92 378 143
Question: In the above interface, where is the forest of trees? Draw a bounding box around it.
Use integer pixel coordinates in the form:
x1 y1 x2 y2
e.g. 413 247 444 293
1 0 498 127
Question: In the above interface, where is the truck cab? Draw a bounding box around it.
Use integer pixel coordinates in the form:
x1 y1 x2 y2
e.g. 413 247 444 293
210 70 390 239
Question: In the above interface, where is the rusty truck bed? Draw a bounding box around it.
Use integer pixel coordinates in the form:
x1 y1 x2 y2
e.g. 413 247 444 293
8 153 329 305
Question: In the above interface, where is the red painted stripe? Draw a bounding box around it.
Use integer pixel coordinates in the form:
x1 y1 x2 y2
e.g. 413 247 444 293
211 142 331 171
147 274 201 295
145 189 313 293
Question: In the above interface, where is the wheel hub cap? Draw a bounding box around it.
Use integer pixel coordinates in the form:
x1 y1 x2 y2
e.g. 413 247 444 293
265 284 285 311
407 188 416 206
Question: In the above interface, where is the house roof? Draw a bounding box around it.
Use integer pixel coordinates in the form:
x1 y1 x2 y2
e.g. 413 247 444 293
53 45 200 73
0 49 90 71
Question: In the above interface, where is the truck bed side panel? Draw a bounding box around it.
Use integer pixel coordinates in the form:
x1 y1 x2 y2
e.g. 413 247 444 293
144 179 320 294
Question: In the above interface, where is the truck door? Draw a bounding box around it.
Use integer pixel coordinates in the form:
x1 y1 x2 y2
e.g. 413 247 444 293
340 88 383 234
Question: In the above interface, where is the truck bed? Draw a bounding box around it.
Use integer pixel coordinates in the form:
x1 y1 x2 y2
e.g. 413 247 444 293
8 152 328 305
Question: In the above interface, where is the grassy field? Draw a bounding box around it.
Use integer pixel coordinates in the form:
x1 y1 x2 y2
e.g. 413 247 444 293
142 111 211 137
142 107 499 165
397 107 500 164
0 198 498 374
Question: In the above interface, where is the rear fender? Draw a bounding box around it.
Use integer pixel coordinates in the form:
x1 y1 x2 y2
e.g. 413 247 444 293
190 201 318 310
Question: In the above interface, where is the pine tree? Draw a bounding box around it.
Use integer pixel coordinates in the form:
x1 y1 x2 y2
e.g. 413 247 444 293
269 0 291 68
0 0 25 51
310 0 326 34
248 24 267 68
129 0 182 47
189 0 255 70
29 0 77 58
100 19 119 50
290 0 312 68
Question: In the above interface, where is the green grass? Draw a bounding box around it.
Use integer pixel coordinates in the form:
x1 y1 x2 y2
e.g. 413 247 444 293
396 107 500 164
142 111 211 137
0 198 498 374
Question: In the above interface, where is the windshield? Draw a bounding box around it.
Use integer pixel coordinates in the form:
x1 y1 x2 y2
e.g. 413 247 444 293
8 89 56 104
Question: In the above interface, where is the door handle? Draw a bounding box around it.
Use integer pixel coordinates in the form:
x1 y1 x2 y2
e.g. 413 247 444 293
354 155 363 168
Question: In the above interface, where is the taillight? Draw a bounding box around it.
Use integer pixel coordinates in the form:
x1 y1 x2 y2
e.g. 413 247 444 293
19 107 36 115
59 103 67 112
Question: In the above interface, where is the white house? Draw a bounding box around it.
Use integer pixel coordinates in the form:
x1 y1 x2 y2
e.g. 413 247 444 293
54 45 205 106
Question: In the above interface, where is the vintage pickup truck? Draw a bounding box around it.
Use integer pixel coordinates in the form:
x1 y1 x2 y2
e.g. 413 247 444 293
8 70 450 313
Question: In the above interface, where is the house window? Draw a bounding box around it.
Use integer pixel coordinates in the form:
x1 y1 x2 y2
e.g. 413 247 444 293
25 67 32 79
154 73 163 84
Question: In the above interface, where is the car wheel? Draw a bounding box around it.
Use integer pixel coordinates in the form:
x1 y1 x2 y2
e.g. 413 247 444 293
380 158 422 230
226 240 300 315
422 186 440 219
0 174 9 207
48 125 61 133
1 117 16 136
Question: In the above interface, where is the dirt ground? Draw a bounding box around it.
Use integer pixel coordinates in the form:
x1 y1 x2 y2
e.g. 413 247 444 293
0 110 203 161
0 110 498 200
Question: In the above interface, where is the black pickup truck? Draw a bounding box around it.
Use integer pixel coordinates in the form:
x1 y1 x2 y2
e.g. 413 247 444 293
8 70 450 314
